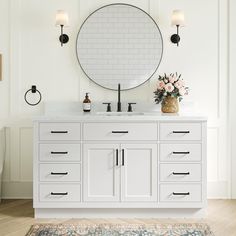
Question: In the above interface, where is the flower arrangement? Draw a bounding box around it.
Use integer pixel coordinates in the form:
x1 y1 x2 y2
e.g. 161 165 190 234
154 73 189 104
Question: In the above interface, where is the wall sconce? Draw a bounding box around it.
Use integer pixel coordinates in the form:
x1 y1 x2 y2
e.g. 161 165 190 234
170 10 185 46
55 10 69 46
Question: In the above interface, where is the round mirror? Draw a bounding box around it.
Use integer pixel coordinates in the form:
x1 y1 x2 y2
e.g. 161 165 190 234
76 4 163 90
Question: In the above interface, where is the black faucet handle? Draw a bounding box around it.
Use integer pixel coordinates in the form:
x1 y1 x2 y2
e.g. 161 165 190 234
102 103 112 112
127 103 136 112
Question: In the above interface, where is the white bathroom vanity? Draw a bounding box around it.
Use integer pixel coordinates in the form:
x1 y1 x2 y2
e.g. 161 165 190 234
33 111 207 218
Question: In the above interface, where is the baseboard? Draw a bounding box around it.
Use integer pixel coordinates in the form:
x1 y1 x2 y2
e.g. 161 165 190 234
0 181 231 199
207 181 230 199
1 181 32 199
35 208 207 218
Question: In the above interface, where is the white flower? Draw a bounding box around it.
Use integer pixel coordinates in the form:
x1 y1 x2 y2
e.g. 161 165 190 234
157 80 165 89
179 87 186 96
164 79 168 83
179 79 185 86
165 83 174 93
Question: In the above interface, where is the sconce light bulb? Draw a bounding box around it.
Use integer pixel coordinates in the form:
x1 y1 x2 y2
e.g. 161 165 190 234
171 10 185 27
55 10 69 27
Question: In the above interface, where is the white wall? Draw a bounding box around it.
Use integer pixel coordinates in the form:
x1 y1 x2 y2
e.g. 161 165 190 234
229 0 236 198
0 0 230 198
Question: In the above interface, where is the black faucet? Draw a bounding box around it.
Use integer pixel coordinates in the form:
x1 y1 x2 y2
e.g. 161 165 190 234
117 83 122 112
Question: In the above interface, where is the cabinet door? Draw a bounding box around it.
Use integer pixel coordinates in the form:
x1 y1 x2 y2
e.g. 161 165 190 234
121 144 157 202
83 144 120 202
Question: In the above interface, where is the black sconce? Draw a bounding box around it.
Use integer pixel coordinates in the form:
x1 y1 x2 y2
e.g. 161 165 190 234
170 10 185 46
55 10 69 46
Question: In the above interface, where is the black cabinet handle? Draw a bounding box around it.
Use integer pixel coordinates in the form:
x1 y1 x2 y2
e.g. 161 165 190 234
51 192 68 196
173 192 190 196
172 131 190 134
116 149 119 166
122 149 124 166
172 172 190 175
112 131 129 134
51 152 68 154
172 151 190 155
51 131 68 134
50 172 68 175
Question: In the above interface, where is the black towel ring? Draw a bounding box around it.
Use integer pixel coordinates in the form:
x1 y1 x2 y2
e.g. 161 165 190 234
24 85 42 106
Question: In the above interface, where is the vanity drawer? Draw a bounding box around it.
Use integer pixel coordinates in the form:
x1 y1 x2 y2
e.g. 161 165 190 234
39 164 81 182
160 163 201 182
39 144 81 162
160 144 202 162
39 184 81 202
160 122 201 141
83 123 157 141
160 184 202 202
39 123 80 141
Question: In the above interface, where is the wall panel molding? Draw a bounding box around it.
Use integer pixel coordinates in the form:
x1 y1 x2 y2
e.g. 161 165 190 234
2 181 32 199
9 127 20 181
19 127 33 182
208 181 229 199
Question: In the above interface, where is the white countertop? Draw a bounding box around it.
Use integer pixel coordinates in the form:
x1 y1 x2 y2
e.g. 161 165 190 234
32 101 207 122
34 111 207 122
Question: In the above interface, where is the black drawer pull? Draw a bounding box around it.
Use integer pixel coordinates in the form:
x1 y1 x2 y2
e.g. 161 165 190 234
172 151 190 155
51 152 68 154
122 149 124 166
173 192 190 196
50 131 68 134
116 149 119 166
50 172 68 175
172 172 190 175
172 131 190 134
112 131 129 134
51 192 68 196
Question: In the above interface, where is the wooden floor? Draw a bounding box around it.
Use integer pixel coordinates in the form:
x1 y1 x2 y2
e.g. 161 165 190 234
0 200 235 236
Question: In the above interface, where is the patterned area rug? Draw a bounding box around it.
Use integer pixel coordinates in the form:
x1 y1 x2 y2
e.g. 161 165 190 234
26 223 214 236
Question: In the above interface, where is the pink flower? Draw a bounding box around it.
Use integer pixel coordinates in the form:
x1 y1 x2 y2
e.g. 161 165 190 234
180 79 185 86
169 76 175 84
174 80 184 89
179 87 186 96
165 83 174 93
173 75 178 82
157 80 165 89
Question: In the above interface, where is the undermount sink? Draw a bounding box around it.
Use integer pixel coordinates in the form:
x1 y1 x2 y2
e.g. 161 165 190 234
96 112 145 116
